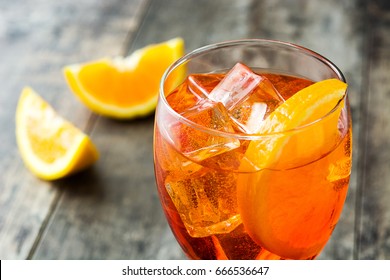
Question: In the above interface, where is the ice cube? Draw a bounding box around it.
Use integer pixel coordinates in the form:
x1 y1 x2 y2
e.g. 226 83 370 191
229 78 285 134
166 81 200 114
205 63 284 134
167 100 240 162
212 224 262 260
166 74 223 114
165 168 242 237
187 74 223 99
155 127 202 176
327 158 351 185
208 63 263 110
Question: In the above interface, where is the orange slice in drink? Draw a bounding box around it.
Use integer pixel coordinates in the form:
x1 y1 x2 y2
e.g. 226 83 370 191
243 79 347 169
237 79 348 259
64 38 185 119
16 87 99 180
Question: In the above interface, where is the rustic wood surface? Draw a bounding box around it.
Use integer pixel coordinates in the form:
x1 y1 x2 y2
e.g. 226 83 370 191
0 0 389 260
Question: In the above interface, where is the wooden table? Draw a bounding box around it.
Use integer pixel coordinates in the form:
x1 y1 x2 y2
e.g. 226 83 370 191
1 0 389 260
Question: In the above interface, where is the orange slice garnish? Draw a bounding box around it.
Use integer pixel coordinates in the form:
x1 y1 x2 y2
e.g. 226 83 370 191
237 79 348 259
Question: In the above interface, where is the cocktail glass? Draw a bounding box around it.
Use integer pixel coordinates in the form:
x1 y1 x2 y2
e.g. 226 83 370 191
153 39 352 260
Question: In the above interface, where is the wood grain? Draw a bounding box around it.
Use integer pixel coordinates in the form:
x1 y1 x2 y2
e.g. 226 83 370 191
356 0 390 259
0 0 147 259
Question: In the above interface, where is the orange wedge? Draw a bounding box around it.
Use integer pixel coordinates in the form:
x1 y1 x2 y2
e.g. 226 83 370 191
16 87 99 180
242 79 347 170
63 38 185 119
237 79 348 259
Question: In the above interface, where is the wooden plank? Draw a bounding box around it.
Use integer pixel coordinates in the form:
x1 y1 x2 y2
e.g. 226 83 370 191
357 0 390 259
32 0 365 259
0 0 146 259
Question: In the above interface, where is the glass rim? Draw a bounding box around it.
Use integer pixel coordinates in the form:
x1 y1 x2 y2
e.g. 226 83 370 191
159 38 348 140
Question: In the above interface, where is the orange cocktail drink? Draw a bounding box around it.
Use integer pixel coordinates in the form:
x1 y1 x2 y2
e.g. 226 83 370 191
153 39 352 260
